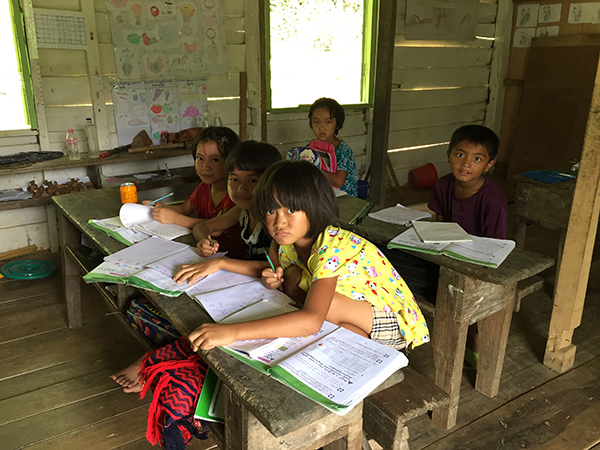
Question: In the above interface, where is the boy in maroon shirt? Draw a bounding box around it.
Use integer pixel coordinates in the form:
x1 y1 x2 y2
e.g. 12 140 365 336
428 125 507 239
428 125 507 367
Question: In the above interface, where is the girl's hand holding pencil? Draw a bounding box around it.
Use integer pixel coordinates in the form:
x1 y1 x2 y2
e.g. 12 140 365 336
196 236 219 257
262 252 284 289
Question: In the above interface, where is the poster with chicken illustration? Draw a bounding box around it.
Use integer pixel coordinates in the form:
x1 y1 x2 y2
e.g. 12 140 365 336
111 78 207 146
107 0 227 79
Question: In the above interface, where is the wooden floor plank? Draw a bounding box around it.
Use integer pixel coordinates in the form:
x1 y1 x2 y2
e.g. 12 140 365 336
422 357 600 450
405 262 600 449
0 388 152 448
19 405 219 450
0 347 146 425
0 274 62 303
0 314 141 380
0 283 109 343
0 344 144 401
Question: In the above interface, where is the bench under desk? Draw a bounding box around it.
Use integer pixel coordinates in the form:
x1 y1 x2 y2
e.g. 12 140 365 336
337 196 556 429
52 187 405 450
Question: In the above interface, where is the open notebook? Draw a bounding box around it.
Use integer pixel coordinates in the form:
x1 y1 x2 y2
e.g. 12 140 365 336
388 227 515 268
192 281 408 416
87 203 191 245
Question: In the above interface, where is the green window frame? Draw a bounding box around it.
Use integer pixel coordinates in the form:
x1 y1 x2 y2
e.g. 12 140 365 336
8 0 37 129
265 0 378 113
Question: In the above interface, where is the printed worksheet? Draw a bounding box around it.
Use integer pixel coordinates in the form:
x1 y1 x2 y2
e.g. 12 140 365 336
185 271 258 297
192 281 294 322
271 327 408 410
104 236 189 266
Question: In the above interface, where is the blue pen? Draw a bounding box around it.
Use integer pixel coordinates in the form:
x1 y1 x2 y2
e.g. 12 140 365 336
147 192 173 205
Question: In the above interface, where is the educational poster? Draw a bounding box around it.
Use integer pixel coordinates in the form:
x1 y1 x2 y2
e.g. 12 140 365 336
111 78 207 146
536 25 560 38
405 0 479 41
568 2 600 23
538 4 562 23
146 80 181 140
178 79 208 129
516 4 539 27
111 81 151 146
106 0 228 79
513 28 536 48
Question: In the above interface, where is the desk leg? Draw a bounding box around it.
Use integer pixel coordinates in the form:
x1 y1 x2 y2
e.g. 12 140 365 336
58 212 82 328
475 300 514 397
431 269 469 430
222 384 363 450
513 216 527 250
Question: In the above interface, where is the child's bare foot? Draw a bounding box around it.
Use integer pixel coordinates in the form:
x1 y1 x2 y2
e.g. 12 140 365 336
110 356 144 393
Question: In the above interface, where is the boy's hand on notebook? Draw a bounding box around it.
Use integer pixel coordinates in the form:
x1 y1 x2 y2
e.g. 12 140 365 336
173 258 223 284
189 323 236 351
261 266 284 290
197 238 219 257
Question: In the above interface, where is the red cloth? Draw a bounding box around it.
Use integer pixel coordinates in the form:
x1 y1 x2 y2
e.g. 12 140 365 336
186 182 235 219
139 337 208 447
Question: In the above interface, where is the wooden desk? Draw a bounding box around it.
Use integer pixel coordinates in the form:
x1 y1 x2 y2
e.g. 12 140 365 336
52 187 404 450
512 173 575 256
338 196 555 429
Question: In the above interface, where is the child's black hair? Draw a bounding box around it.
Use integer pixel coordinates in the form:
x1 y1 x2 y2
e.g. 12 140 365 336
254 160 339 241
225 140 282 175
448 125 500 161
308 98 345 134
190 126 241 159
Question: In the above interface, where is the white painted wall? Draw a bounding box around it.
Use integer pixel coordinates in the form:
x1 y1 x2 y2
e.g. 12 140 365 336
0 0 248 253
0 0 507 253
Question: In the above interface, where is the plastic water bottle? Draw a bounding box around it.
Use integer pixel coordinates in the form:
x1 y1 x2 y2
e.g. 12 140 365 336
84 118 100 158
202 114 211 128
65 129 80 161
213 111 223 127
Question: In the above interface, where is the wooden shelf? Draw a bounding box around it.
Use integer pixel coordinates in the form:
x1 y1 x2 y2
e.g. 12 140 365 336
0 146 192 176
0 150 197 212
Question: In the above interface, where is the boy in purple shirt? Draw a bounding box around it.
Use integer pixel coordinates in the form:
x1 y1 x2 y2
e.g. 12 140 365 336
428 125 508 239
427 125 507 368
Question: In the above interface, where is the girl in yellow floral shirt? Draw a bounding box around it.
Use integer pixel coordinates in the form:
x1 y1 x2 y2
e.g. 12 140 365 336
187 160 429 352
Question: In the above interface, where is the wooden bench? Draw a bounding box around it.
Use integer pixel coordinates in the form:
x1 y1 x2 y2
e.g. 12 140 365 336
363 367 449 450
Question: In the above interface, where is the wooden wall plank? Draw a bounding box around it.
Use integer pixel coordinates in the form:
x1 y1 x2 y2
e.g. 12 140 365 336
0 222 49 252
479 2 499 24
391 86 488 110
388 122 482 150
32 0 79 9
393 47 492 68
395 24 495 48
0 143 40 156
389 103 486 131
225 0 244 16
0 172 44 190
388 144 448 169
0 207 46 228
0 135 38 147
38 49 87 77
393 67 490 90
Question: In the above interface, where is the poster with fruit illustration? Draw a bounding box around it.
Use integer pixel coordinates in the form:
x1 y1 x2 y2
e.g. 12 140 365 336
111 78 207 146
107 0 227 79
